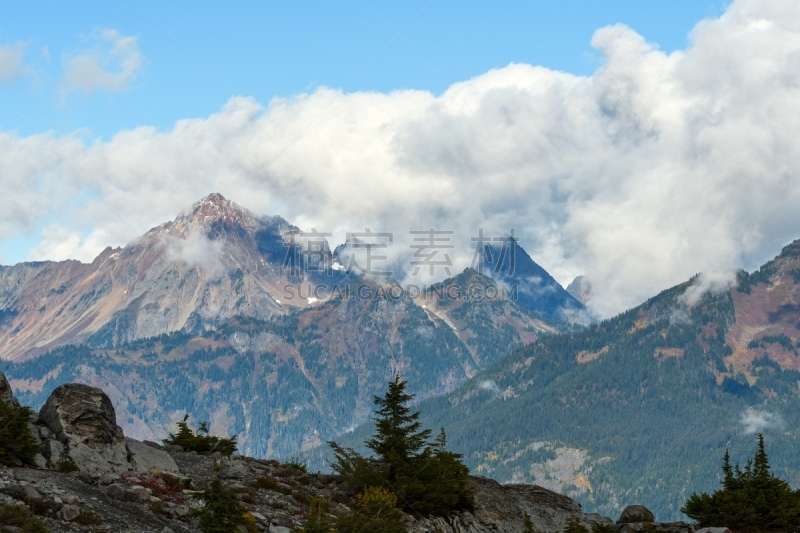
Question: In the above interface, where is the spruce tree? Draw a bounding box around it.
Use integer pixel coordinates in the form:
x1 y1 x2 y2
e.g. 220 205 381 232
682 433 800 532
329 375 473 517
365 374 431 484
190 477 252 533
0 402 38 466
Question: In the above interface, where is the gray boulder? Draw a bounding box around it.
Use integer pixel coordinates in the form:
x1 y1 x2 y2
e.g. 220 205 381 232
107 483 126 500
618 504 655 524
59 504 81 521
35 382 179 475
39 383 124 446
37 383 129 475
126 437 179 474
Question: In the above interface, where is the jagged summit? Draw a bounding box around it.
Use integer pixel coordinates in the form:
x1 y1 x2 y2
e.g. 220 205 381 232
0 194 312 360
176 192 260 230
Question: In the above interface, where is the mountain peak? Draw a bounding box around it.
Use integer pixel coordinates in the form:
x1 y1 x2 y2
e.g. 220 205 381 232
180 192 256 229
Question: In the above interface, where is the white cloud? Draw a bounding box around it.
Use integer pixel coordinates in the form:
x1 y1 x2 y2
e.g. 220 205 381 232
61 29 142 95
162 229 226 279
27 225 111 263
0 43 25 83
3 0 800 317
680 270 738 306
740 408 784 434
479 380 500 394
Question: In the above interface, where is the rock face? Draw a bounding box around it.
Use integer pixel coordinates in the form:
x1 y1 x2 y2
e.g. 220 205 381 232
0 371 20 407
35 383 178 475
412 477 613 533
567 275 594 305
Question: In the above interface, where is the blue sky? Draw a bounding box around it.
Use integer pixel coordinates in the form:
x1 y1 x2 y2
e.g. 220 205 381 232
0 1 724 138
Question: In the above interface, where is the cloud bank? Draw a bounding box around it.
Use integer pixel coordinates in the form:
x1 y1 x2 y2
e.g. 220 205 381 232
3 0 800 318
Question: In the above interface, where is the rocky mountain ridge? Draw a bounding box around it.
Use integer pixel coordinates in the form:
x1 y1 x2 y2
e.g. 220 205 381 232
0 194 315 361
0 193 576 362
0 373 695 533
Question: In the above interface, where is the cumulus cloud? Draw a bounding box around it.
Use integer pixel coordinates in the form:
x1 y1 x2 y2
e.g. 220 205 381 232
0 43 25 83
61 29 142 95
740 408 784 434
4 0 800 317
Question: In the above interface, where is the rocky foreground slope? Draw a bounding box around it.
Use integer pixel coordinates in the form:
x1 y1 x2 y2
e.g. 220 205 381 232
0 373 697 533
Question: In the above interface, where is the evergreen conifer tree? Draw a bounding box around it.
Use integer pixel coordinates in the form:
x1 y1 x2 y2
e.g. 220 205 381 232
190 477 252 533
0 401 38 466
292 498 332 533
330 375 473 517
682 433 800 532
365 374 432 485
164 414 238 456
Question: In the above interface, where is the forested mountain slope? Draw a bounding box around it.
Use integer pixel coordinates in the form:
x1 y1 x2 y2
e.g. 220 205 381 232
0 270 552 460
320 240 800 522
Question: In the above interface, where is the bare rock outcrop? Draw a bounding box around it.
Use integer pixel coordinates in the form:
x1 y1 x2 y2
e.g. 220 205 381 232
35 383 178 475
0 371 20 407
410 477 613 533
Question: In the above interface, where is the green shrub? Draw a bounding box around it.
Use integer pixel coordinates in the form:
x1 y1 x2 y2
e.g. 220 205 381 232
0 401 38 466
0 503 48 533
590 523 615 533
523 512 538 533
563 516 589 533
334 487 406 533
57 460 79 473
163 414 238 456
150 500 166 515
73 510 102 526
190 477 254 533
283 458 308 473
292 498 332 533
